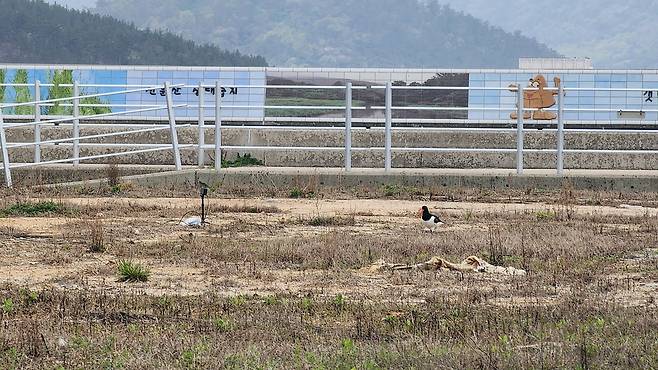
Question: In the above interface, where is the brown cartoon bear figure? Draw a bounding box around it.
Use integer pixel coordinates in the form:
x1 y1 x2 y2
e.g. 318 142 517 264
509 75 561 120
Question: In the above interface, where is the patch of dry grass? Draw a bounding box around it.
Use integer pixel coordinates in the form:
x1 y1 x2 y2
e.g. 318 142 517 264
305 214 356 227
23 175 658 209
208 203 281 214
0 284 657 368
86 218 105 253
109 214 654 282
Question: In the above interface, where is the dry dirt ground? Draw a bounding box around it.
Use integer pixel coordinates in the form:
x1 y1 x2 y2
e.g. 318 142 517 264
2 192 658 368
1 196 656 306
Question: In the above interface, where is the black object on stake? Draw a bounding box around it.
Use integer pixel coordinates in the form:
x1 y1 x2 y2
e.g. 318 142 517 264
199 181 209 225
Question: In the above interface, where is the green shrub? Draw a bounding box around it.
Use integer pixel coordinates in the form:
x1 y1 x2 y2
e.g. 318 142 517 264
0 201 70 217
228 295 247 307
2 298 13 314
536 210 557 221
117 260 150 282
212 317 233 332
301 297 313 312
332 294 346 311
222 153 263 168
382 184 401 197
289 187 304 198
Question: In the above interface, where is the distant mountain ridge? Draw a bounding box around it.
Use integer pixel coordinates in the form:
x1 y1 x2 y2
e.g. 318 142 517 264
437 0 658 69
0 0 267 66
93 0 559 68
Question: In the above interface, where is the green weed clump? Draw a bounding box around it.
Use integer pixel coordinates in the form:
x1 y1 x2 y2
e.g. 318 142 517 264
2 298 13 314
222 153 263 168
535 209 557 221
212 317 233 332
289 187 304 198
0 201 71 217
382 184 402 197
380 184 422 197
117 260 150 283
288 186 316 199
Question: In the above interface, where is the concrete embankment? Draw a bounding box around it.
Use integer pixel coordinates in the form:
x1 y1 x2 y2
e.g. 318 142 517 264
2 124 658 170
30 166 658 193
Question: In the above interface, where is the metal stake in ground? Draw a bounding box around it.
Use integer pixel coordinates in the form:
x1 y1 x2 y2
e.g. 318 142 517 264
199 181 209 225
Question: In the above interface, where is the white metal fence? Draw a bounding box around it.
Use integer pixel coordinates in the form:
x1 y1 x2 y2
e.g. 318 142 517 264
0 82 193 187
1 81 657 188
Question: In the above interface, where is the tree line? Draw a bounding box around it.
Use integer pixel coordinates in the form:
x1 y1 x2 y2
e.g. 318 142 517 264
0 0 267 66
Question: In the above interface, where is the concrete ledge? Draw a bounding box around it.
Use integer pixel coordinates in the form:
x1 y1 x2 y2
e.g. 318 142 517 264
3 164 174 186
45 167 658 193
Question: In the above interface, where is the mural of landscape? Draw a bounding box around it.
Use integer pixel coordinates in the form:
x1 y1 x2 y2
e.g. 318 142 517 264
265 71 469 120
2 65 658 122
0 65 266 119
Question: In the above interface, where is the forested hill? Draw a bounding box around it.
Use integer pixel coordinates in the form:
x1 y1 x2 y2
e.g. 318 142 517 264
93 0 559 68
0 0 267 66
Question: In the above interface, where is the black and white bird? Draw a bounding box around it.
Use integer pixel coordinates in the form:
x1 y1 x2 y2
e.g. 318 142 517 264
418 205 444 232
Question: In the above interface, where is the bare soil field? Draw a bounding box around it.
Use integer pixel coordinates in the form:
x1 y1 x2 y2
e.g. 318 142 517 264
1 186 657 369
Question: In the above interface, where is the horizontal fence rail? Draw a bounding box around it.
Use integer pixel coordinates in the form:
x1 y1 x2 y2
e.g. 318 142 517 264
0 81 656 187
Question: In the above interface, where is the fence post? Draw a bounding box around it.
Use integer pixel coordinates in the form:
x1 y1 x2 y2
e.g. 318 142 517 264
164 82 183 171
0 109 12 188
384 81 392 172
516 86 524 175
73 81 80 166
214 81 222 171
197 82 205 167
344 82 352 171
557 83 565 176
34 80 41 163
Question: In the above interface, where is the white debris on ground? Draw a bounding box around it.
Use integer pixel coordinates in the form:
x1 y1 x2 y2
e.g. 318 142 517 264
361 255 527 276
180 216 203 228
619 204 645 210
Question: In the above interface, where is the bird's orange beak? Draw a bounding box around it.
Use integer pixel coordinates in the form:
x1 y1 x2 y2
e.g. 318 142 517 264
417 208 423 217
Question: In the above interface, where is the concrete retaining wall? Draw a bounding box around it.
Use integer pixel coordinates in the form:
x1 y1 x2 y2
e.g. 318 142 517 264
43 167 658 193
5 165 169 186
3 125 657 170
